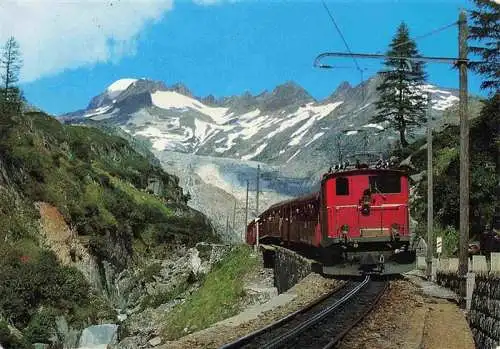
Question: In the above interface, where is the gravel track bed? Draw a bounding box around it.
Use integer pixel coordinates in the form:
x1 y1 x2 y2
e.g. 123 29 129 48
276 280 387 349
237 281 360 349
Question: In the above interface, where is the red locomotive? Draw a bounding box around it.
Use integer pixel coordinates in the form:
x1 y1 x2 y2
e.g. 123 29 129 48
246 159 416 275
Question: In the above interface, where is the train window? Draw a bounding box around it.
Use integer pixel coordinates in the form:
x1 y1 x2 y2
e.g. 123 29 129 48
369 174 401 193
336 177 349 195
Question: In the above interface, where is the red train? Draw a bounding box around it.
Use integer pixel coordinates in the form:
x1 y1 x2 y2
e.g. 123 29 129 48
246 162 416 275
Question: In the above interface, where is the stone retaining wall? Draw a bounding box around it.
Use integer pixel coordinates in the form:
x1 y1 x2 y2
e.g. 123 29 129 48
418 254 500 349
271 246 320 293
436 272 461 296
469 275 500 349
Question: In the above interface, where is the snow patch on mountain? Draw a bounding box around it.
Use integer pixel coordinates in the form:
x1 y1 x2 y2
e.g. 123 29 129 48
151 90 229 123
305 132 325 147
106 78 138 98
84 105 113 118
194 119 213 144
287 149 301 163
431 94 459 111
135 126 185 151
215 133 240 153
362 123 384 130
288 101 343 146
419 84 460 111
241 143 267 161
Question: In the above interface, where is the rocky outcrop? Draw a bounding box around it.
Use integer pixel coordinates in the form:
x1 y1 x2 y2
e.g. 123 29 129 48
115 243 232 346
36 202 111 296
36 203 100 288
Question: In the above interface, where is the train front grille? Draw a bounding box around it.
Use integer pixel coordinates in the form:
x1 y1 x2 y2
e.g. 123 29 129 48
360 228 390 238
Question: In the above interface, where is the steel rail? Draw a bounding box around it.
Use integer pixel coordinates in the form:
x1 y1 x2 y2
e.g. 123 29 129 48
261 275 370 349
322 280 389 348
218 281 348 349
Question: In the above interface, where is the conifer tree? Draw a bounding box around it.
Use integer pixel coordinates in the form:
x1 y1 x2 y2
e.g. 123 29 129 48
469 0 499 93
374 22 427 148
468 0 499 229
0 36 23 114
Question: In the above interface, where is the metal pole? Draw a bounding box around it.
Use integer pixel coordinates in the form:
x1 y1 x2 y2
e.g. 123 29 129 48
426 92 434 280
244 180 249 242
458 10 469 282
256 165 260 217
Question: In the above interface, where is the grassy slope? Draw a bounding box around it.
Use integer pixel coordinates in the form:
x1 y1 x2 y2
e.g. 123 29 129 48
0 111 217 345
1 112 216 257
160 245 259 340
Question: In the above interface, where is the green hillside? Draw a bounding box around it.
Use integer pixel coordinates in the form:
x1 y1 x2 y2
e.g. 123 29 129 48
0 111 216 347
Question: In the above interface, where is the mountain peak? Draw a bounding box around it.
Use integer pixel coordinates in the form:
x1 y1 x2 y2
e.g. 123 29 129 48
259 81 314 111
169 83 193 97
325 80 355 101
273 81 310 97
106 78 139 98
335 81 352 93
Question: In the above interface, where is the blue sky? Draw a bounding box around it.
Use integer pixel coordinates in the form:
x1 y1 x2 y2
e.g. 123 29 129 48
11 0 484 115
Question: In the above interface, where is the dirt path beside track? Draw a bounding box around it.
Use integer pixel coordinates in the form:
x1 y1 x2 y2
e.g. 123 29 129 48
337 279 475 349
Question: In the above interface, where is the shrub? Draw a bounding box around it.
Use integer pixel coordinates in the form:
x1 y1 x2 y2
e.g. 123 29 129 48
23 308 56 344
0 319 31 349
0 247 90 329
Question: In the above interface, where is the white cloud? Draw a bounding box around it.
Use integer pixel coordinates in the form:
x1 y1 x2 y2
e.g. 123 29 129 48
0 0 173 82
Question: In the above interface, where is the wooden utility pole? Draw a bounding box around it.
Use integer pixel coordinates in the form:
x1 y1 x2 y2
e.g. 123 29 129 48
244 180 249 242
255 217 260 250
426 92 434 280
232 199 236 233
256 165 260 217
458 10 469 280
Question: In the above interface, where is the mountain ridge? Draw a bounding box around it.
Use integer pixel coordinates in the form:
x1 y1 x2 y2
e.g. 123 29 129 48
59 75 463 168
58 75 474 238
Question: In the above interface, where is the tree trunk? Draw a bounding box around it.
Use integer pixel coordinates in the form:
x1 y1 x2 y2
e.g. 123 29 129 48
399 128 408 148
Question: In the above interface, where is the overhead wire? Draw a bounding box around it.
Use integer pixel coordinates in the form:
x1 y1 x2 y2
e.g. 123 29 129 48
376 21 458 76
389 21 458 52
321 0 362 74
321 0 367 101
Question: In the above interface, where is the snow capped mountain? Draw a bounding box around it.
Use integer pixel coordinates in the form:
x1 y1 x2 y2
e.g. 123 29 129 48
59 76 464 240
60 76 461 172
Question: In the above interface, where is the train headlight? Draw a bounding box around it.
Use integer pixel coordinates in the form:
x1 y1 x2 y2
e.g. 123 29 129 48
341 224 349 234
361 204 370 215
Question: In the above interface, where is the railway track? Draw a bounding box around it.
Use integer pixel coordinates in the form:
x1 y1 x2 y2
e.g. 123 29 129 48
219 275 388 349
